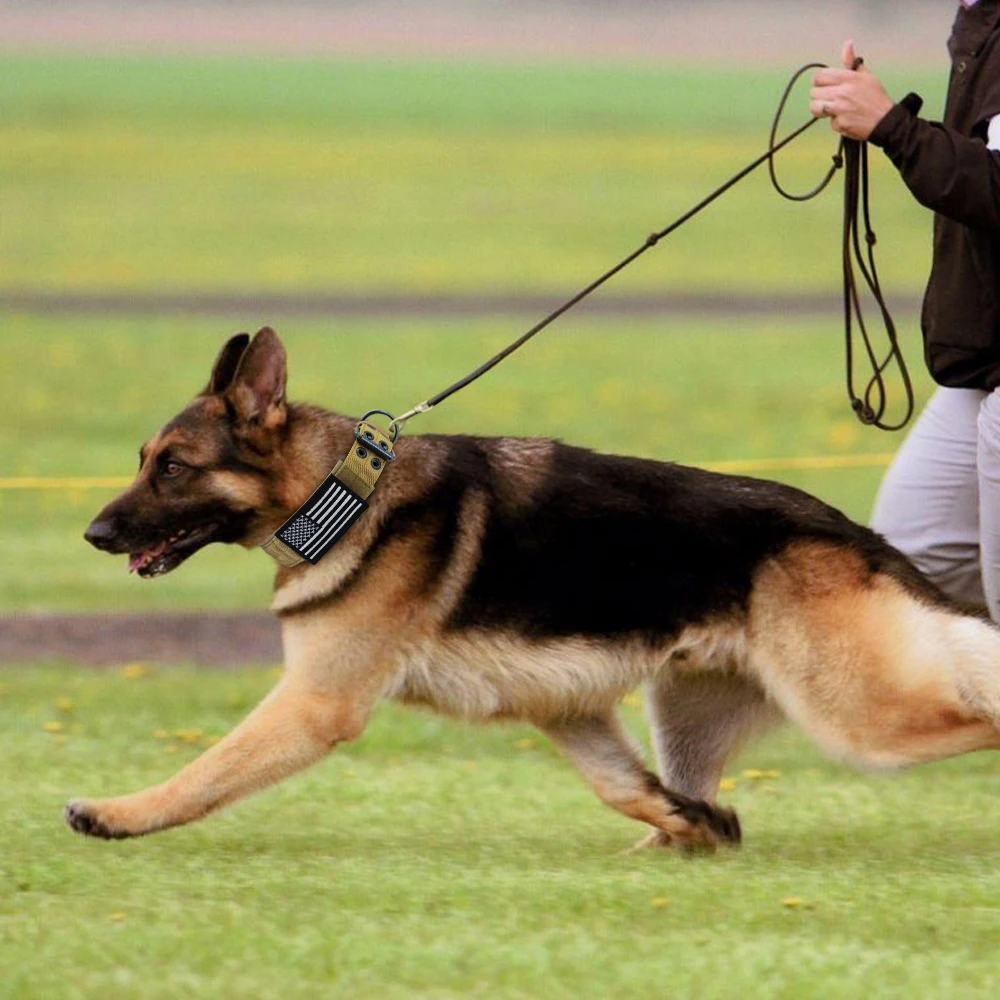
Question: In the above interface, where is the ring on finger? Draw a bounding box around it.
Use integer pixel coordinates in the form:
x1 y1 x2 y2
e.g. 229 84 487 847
822 102 832 116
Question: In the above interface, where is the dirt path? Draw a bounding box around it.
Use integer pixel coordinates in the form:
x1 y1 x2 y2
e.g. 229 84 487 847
0 1 950 65
0 291 920 319
0 612 280 667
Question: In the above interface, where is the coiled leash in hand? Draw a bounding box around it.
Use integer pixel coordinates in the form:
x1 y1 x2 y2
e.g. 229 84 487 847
262 61 921 568
768 62 920 430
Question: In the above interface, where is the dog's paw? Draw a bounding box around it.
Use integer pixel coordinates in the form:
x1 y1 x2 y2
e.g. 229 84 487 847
667 795 742 850
630 797 743 855
703 803 742 846
64 799 132 840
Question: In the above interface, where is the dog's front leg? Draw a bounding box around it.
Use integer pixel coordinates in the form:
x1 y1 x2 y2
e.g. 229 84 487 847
64 673 369 839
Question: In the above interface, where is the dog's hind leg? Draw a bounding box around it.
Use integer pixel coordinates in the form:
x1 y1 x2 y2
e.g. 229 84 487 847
634 671 779 850
647 671 778 800
542 713 742 851
748 541 1000 771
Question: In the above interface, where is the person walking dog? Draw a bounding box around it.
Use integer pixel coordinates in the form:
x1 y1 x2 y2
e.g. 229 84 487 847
811 5 1000 618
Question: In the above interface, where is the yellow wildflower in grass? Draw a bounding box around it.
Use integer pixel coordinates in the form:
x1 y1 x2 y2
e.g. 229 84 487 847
742 768 780 783
55 697 73 712
651 897 670 908
718 777 737 792
174 729 202 744
43 720 64 733
514 738 536 750
123 664 147 679
620 693 642 708
109 912 126 922
782 897 802 909
152 729 169 739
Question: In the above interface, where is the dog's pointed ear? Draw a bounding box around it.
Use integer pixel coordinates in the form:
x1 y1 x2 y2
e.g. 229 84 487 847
226 327 287 428
204 333 251 396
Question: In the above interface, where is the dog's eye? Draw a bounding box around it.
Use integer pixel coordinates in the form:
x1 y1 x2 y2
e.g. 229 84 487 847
162 461 185 477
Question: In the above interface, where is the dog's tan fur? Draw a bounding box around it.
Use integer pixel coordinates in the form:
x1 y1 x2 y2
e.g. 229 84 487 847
68 329 1000 850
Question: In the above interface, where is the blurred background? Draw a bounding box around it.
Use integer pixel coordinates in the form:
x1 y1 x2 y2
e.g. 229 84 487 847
0 0 954 626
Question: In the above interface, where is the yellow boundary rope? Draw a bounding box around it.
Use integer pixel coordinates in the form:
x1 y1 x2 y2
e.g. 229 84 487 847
0 453 897 490
704 452 895 474
0 477 134 490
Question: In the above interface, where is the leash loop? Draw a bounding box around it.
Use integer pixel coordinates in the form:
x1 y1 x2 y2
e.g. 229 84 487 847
839 134 915 431
767 62 843 202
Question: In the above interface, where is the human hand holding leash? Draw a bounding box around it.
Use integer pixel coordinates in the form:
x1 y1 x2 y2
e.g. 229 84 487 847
810 40 894 140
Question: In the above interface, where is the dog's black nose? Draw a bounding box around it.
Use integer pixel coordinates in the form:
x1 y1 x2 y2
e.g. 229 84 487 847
84 518 117 551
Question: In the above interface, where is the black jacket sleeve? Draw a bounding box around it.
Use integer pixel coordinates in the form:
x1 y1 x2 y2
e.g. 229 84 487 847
870 102 1000 234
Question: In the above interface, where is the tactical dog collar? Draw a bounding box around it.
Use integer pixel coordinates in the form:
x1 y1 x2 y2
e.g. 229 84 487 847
260 412 397 568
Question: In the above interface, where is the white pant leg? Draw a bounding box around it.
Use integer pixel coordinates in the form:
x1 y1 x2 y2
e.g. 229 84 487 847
870 386 986 606
976 389 1000 620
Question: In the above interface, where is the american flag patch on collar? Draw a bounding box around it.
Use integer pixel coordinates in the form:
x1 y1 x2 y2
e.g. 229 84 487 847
274 474 368 564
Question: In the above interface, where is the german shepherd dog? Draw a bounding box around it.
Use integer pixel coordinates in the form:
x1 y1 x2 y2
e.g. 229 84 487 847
70 327 1000 850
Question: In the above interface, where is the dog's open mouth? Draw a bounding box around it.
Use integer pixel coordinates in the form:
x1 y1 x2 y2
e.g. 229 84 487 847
128 524 218 578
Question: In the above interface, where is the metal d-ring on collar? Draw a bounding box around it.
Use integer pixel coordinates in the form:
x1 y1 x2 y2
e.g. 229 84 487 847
354 409 398 467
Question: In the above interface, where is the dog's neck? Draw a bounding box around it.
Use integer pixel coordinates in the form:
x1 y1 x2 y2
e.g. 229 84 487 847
284 403 357 488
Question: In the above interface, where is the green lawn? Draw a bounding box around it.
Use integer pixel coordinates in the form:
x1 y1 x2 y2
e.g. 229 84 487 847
3 665 1000 1000
0 312 931 611
3 52 996 1000
1 57 944 297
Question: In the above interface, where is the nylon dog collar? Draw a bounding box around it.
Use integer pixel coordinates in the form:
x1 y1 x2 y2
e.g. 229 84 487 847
260 413 396 568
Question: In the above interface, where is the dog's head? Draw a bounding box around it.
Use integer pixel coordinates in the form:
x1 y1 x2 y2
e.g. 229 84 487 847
85 327 294 578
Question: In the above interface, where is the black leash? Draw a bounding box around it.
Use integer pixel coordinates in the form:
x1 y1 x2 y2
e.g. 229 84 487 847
388 61 917 437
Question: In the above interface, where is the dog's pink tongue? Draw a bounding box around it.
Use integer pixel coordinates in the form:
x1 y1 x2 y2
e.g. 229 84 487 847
128 541 168 574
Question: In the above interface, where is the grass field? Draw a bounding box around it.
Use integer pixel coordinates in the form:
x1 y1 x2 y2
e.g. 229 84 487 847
2 56 945 297
3 51 982 1000
5 665 1000 1000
